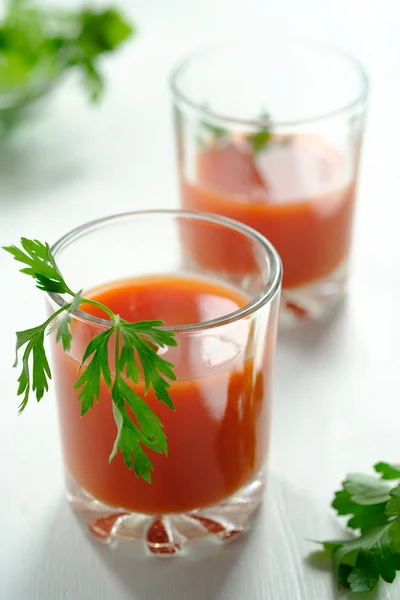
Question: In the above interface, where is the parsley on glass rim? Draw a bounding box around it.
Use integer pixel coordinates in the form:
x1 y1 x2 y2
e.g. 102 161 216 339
3 238 177 483
315 462 400 593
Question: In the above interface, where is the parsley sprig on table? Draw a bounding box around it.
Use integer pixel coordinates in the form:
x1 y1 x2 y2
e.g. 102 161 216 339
318 462 400 593
3 238 177 483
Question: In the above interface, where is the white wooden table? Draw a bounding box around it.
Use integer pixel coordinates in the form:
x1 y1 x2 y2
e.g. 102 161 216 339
1 0 400 598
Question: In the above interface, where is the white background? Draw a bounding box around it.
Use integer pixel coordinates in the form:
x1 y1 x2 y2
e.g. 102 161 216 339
1 0 400 598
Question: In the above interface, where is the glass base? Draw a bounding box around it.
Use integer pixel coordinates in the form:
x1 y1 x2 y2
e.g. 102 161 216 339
66 471 266 557
280 261 348 324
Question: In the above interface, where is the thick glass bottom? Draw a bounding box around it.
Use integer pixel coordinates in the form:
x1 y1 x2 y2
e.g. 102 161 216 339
66 470 266 557
280 260 348 324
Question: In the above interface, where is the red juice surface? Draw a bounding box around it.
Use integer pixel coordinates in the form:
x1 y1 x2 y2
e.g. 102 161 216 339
181 135 357 288
53 275 273 514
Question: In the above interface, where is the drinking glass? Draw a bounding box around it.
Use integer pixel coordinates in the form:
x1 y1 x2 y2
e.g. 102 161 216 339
170 39 369 321
47 210 282 555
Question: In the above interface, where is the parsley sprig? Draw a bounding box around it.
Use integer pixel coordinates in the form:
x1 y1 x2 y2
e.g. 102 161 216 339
247 110 272 154
317 462 400 592
3 238 177 483
2 0 134 101
0 0 134 136
198 109 272 154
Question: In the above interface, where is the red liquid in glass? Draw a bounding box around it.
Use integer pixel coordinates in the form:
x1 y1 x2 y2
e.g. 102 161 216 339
52 275 273 514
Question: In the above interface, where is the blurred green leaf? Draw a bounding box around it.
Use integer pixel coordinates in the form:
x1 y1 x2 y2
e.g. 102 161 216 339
0 0 134 133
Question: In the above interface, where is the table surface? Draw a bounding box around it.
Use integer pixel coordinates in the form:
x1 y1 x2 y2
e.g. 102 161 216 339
1 1 400 599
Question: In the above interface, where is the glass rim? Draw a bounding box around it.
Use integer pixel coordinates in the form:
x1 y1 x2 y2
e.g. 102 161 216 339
169 36 370 128
48 209 282 333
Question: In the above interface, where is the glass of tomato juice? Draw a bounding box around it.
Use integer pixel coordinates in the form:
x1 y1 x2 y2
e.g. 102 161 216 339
47 210 282 555
170 39 369 321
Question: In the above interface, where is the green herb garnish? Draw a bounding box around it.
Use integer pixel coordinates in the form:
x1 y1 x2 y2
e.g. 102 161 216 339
3 238 177 483
199 120 229 142
316 462 400 592
246 110 272 154
0 0 133 114
198 108 272 154
197 103 229 149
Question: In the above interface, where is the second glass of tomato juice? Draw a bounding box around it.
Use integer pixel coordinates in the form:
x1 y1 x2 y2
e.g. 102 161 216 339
170 39 369 321
47 210 282 555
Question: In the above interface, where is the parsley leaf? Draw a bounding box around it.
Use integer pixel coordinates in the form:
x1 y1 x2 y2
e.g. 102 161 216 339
0 0 134 132
3 237 177 482
106 320 176 481
111 400 155 483
51 292 82 352
332 521 400 592
375 462 400 480
332 487 389 532
198 108 272 154
200 120 229 142
386 485 400 518
3 238 72 294
315 463 400 592
64 7 134 101
73 327 113 415
120 321 177 408
247 110 272 154
14 322 51 412
12 304 73 412
110 377 167 482
343 473 392 505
